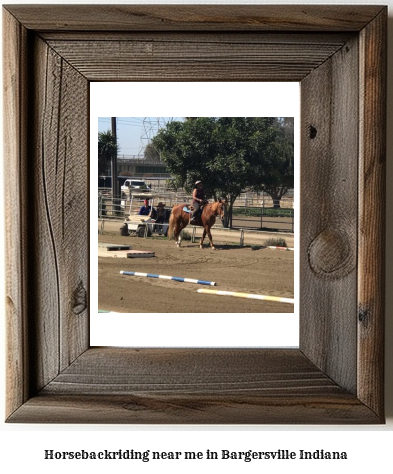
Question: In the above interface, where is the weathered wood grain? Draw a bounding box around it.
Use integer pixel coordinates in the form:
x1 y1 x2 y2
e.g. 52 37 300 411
358 8 387 417
41 31 354 43
29 36 89 388
45 37 349 82
3 8 30 418
3 29 90 396
3 5 384 32
7 348 379 424
300 36 359 394
9 392 379 425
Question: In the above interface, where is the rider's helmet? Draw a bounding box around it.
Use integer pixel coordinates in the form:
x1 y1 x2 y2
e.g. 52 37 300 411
195 180 202 186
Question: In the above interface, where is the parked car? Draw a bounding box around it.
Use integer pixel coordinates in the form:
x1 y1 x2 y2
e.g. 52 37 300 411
121 179 150 193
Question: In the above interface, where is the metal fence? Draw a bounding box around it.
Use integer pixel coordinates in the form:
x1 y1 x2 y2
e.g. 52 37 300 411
231 195 294 233
98 189 294 233
98 189 189 220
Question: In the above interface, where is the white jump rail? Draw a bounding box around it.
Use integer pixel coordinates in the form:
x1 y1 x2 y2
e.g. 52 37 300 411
197 289 294 304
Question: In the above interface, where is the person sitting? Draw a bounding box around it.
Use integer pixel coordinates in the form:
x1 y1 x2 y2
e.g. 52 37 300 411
138 199 151 216
190 180 205 224
155 202 166 224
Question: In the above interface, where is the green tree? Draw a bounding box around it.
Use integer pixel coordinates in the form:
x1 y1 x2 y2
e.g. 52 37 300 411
152 117 293 226
143 143 161 163
253 117 294 208
98 130 118 176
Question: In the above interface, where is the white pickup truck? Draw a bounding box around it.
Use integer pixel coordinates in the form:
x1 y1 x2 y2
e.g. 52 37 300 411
120 179 149 193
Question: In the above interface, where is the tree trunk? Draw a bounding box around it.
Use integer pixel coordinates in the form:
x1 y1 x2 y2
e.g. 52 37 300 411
267 191 281 208
228 200 235 228
222 204 229 228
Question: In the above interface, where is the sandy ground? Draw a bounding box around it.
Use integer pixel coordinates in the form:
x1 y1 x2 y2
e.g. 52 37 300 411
98 226 294 313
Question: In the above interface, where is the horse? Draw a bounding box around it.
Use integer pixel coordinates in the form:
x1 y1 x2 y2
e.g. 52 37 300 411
168 199 226 249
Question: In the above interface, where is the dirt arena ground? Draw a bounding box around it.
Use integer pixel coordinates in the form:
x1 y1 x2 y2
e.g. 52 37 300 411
98 227 294 313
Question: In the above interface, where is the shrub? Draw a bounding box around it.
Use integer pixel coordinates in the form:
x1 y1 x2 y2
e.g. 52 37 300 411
264 237 287 247
233 207 293 218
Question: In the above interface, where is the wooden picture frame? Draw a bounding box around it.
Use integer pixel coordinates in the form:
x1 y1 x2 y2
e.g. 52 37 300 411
4 5 386 424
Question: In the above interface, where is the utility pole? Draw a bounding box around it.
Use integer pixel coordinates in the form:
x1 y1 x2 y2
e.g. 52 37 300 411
111 117 118 199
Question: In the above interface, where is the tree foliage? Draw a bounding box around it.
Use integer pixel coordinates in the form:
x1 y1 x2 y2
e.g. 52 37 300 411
152 117 294 225
259 117 294 208
98 130 118 176
143 143 161 163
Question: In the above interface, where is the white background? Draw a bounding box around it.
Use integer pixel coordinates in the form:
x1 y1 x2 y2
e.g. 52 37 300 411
1 0 392 472
91 82 300 347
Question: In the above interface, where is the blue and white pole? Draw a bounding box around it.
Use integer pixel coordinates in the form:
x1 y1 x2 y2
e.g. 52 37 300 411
120 271 216 286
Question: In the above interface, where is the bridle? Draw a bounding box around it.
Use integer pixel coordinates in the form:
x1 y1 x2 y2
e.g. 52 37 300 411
211 202 225 219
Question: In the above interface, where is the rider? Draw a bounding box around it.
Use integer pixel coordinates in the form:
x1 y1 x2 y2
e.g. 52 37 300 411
190 180 205 224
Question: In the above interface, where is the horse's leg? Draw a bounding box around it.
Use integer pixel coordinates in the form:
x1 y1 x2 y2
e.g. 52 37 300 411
206 226 215 249
200 228 207 249
175 220 185 247
177 227 182 247
173 223 180 247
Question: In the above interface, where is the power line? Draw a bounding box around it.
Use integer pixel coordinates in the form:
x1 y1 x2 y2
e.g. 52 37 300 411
139 117 177 154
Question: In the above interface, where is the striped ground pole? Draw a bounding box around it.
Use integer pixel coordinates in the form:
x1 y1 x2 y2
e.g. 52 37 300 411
120 271 216 286
197 289 294 304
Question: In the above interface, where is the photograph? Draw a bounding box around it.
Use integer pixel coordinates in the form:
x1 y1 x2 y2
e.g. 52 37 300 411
97 116 295 314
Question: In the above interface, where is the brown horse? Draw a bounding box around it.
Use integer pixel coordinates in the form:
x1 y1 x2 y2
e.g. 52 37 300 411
168 199 226 249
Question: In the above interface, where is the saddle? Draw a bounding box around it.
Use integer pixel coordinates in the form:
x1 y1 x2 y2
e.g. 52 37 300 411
183 201 206 213
183 205 193 214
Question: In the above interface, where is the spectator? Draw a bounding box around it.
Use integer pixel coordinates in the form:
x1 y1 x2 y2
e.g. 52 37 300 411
156 202 166 223
138 199 151 216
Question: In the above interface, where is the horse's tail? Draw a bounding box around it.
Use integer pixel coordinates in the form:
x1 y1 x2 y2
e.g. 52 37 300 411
167 209 175 239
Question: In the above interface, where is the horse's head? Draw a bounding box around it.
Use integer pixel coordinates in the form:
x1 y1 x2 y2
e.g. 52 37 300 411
214 198 227 222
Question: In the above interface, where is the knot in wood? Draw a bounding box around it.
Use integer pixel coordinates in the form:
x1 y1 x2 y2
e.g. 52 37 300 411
358 306 370 326
309 125 317 139
73 281 87 315
308 228 355 279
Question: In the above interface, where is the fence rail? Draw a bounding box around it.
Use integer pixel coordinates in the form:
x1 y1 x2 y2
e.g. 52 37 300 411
98 188 294 233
